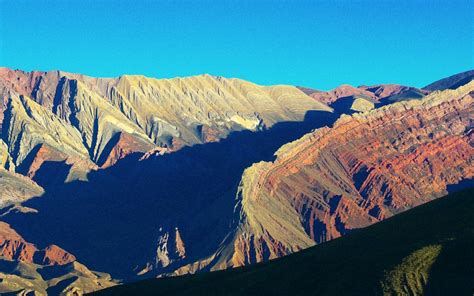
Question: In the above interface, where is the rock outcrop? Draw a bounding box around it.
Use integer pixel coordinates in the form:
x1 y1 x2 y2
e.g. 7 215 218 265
0 169 43 208
0 221 75 265
137 227 187 275
200 81 474 270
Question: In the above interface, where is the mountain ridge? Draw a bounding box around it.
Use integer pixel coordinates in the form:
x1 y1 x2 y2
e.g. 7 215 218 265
0 68 472 294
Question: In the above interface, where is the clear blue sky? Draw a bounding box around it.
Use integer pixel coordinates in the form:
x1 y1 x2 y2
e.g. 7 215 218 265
0 0 472 90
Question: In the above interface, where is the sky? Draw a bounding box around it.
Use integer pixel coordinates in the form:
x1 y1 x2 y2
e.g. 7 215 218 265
0 0 472 90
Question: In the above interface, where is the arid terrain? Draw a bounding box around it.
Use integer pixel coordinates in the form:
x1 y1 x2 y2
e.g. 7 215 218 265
0 68 472 294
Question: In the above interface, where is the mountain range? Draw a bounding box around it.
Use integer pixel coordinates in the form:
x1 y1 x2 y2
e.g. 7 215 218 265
0 67 472 295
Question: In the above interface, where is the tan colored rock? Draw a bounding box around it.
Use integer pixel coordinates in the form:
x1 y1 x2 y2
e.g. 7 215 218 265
0 68 330 178
0 169 43 208
350 97 375 112
184 81 473 272
0 139 14 171
2 93 90 166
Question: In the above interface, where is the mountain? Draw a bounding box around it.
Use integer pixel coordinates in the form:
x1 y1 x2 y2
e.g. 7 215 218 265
89 187 474 296
0 68 330 174
0 221 117 295
170 81 473 273
0 67 335 281
0 68 472 294
423 69 474 91
298 83 428 114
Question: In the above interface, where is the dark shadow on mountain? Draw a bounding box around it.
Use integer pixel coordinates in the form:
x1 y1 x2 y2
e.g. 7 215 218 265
89 188 474 296
32 160 72 190
329 96 357 115
377 89 425 107
1 110 339 280
423 237 474 296
15 144 43 175
423 186 474 296
15 145 74 190
46 276 79 295
446 178 474 194
353 165 369 191
96 132 122 167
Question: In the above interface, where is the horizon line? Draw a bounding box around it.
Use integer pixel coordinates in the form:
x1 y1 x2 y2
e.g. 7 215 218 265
1 66 473 92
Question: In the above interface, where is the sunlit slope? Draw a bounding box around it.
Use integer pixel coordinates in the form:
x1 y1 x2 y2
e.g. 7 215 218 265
0 260 117 295
0 168 43 208
423 69 474 91
91 187 474 296
106 74 331 146
0 68 331 176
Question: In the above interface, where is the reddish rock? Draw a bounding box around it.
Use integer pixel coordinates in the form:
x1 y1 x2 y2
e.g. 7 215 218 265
226 83 473 267
0 221 76 265
39 244 77 265
99 132 155 168
17 143 97 184
299 84 428 106
304 84 375 104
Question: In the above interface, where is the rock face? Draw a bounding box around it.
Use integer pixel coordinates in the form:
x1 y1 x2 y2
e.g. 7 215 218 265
138 227 187 275
0 221 117 295
200 81 474 270
0 67 473 292
0 67 332 285
0 221 75 265
0 260 117 296
0 67 329 178
0 169 44 208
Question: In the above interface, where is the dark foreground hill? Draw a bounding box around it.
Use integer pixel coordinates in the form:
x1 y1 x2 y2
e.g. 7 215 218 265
90 187 474 296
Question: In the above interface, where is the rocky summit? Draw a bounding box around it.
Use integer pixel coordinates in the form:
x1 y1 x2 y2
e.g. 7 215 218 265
0 68 472 295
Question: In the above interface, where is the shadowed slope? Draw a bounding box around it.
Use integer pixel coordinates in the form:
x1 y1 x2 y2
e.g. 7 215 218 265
90 188 474 296
1 110 338 279
423 69 474 91
0 221 117 295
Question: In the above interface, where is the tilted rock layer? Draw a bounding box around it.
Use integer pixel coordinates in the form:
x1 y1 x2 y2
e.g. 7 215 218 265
0 67 473 291
200 81 474 270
